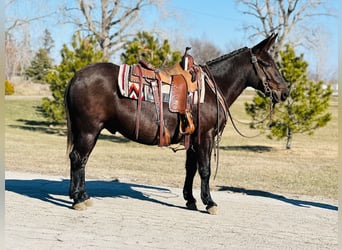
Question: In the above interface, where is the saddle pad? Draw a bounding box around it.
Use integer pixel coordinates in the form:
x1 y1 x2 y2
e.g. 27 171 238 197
118 64 170 101
118 64 205 104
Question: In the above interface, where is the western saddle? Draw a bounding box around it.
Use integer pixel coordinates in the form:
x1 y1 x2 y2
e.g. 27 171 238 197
130 47 202 147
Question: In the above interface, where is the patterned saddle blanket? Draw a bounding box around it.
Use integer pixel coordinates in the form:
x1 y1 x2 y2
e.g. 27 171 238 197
118 64 205 106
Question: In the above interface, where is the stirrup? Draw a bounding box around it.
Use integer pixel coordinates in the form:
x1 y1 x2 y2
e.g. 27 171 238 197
179 111 195 135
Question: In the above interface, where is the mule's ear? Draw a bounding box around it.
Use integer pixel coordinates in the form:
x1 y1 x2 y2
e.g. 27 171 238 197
267 33 278 49
252 33 277 53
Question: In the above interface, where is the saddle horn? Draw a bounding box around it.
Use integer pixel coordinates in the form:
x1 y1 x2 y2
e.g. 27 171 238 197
181 47 193 71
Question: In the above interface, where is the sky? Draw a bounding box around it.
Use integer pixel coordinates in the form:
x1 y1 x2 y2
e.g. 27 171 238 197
5 0 338 79
163 0 338 79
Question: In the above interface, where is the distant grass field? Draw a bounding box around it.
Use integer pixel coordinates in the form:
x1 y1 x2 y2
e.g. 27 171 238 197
5 93 338 199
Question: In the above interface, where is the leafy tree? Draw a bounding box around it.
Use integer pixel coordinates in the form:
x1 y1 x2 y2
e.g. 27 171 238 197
245 44 332 149
5 80 15 95
121 31 182 67
25 48 53 83
41 32 105 123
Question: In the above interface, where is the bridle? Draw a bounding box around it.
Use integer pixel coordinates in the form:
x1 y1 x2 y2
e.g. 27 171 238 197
249 48 274 110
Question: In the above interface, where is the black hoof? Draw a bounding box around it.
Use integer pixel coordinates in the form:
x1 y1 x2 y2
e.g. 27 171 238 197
186 201 198 210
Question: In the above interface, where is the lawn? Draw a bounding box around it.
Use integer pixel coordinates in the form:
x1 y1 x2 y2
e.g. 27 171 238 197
5 93 338 199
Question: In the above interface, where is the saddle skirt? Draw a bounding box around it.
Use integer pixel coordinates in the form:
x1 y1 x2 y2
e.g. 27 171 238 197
118 63 205 106
118 53 205 147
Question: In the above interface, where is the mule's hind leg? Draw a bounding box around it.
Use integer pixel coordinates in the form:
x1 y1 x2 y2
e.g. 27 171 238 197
69 149 91 210
183 147 198 210
69 132 99 210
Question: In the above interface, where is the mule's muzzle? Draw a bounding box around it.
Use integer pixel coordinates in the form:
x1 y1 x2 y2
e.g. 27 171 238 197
272 88 289 103
281 89 289 101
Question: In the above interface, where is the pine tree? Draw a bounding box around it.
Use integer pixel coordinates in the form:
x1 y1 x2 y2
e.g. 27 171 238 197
245 44 332 149
25 48 53 83
41 32 105 123
121 31 182 67
42 29 54 53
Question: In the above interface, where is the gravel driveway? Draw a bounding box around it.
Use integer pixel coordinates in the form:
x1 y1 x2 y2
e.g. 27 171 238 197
5 171 338 249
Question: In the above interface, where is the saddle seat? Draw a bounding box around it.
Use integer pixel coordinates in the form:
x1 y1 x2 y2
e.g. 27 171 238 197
131 61 198 92
138 60 198 92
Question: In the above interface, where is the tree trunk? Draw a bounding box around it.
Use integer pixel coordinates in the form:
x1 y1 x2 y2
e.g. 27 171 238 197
286 126 292 150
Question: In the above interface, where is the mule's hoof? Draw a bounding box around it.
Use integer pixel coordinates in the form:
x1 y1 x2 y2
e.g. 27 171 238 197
186 201 198 211
84 198 93 207
72 198 93 210
72 202 87 211
207 205 218 215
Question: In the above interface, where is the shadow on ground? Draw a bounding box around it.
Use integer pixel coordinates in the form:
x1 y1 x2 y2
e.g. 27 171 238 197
5 179 183 210
10 119 130 143
218 186 338 211
10 120 63 135
219 145 273 152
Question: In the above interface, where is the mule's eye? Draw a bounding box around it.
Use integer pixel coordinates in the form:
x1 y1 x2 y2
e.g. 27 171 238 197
259 60 271 67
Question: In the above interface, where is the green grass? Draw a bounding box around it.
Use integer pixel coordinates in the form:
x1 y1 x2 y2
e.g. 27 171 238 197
5 93 338 199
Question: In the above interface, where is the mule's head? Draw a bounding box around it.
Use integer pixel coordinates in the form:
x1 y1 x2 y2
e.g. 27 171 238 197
250 34 289 103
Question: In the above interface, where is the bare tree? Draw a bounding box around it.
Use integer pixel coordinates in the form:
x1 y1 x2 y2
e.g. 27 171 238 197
235 0 335 61
64 0 165 60
5 0 56 79
189 37 222 65
5 0 56 34
5 35 18 79
5 24 34 79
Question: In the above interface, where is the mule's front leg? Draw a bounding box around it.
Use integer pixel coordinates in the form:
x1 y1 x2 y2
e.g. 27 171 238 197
183 147 198 210
197 138 218 215
69 150 92 210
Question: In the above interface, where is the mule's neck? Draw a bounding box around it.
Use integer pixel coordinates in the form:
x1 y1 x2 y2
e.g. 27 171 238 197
206 48 256 107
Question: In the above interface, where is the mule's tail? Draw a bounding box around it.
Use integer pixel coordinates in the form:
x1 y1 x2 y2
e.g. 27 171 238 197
64 80 74 156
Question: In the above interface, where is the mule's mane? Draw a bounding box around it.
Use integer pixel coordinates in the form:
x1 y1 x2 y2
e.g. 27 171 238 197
205 47 248 66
